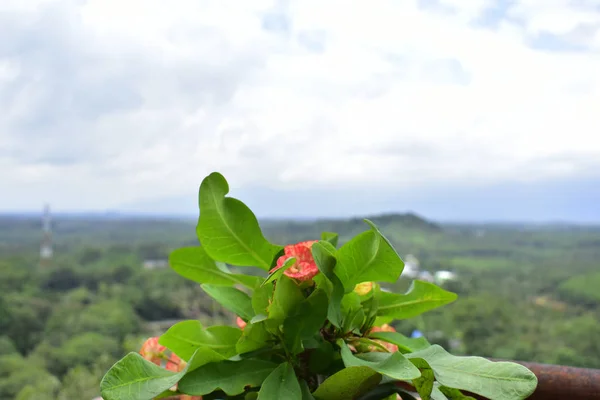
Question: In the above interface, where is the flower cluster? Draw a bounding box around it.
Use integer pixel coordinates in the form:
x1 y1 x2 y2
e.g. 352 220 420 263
270 240 319 281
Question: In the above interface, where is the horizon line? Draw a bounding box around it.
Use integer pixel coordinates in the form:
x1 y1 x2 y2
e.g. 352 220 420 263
1 210 599 226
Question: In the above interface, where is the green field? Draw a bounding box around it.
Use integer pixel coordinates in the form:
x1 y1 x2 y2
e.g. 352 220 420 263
0 213 599 398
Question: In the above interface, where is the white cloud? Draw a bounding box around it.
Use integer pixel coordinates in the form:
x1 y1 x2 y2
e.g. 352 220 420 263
1 0 599 210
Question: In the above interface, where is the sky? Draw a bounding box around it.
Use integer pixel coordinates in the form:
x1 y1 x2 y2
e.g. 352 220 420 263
1 0 599 222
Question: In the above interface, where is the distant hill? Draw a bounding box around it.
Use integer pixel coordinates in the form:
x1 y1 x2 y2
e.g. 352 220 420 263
361 212 441 232
260 212 441 245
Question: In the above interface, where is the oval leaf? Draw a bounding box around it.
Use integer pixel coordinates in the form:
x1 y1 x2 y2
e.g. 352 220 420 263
268 275 304 324
377 280 457 319
100 353 181 400
201 284 255 320
312 366 382 400
407 345 538 400
159 320 241 361
196 172 282 270
258 362 302 400
283 289 329 354
100 348 219 400
335 220 404 292
170 247 261 288
178 359 277 396
339 341 421 381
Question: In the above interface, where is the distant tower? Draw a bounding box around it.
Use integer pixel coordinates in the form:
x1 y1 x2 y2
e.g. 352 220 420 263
40 204 53 267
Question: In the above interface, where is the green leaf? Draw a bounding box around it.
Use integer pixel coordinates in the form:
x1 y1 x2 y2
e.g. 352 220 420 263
263 257 296 286
250 314 268 324
169 247 261 288
197 172 283 270
178 359 277 396
373 316 394 326
100 349 218 400
268 275 304 324
312 366 382 400
201 284 255 320
335 220 404 292
159 320 241 361
368 331 431 354
321 232 339 248
257 362 302 400
438 386 476 400
252 281 274 315
153 389 178 399
283 289 328 354
407 345 538 400
311 241 343 327
411 358 434 400
100 353 179 400
377 280 457 319
339 341 421 381
236 320 273 354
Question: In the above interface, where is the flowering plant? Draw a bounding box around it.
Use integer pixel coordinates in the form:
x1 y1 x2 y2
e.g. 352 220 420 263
101 172 538 400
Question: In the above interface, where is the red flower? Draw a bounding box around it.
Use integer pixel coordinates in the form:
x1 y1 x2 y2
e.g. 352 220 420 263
166 353 186 372
270 240 319 281
236 316 247 330
369 324 399 353
139 337 166 365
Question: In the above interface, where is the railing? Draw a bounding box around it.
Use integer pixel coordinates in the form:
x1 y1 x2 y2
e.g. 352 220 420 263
395 360 600 399
492 360 600 400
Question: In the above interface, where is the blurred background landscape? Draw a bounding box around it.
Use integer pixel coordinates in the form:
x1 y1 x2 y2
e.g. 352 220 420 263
1 210 599 398
1 0 600 398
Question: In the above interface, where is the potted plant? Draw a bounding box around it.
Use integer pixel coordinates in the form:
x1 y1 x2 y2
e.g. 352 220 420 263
100 172 538 400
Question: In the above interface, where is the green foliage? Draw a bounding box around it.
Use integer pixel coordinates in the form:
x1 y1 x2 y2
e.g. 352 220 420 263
178 359 277 396
335 220 405 292
196 172 282 269
201 284 255 321
10 172 592 398
559 271 600 303
96 172 540 400
407 345 537 400
159 320 241 361
312 366 381 400
377 280 458 319
339 341 421 381
169 246 261 288
257 362 302 399
367 331 430 353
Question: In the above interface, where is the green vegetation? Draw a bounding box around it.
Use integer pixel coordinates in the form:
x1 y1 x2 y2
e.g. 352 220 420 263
0 208 599 398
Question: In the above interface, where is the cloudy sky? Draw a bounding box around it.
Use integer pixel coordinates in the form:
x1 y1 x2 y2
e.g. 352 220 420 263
1 0 599 221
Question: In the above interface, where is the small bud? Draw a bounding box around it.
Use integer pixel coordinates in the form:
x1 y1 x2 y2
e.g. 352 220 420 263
236 316 247 330
354 281 374 295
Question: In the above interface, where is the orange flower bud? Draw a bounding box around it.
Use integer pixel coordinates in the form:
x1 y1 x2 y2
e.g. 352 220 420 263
236 316 247 330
